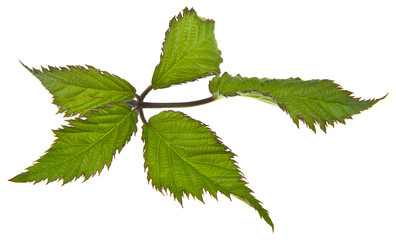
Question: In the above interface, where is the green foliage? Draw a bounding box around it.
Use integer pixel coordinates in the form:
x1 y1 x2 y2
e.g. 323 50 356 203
22 63 136 117
210 72 384 132
11 8 385 231
142 111 273 229
11 104 138 184
151 8 222 89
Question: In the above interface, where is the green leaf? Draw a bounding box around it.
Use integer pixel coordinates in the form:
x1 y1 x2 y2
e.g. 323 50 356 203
142 111 273 229
151 8 222 89
209 72 385 133
10 103 138 184
22 62 136 117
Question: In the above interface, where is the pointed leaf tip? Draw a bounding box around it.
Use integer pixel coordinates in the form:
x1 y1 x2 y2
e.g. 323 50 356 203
11 104 139 185
151 8 222 89
9 173 25 183
209 73 385 133
22 63 136 117
142 110 273 227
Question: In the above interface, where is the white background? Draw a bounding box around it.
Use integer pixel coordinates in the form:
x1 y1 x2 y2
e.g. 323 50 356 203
1 0 395 239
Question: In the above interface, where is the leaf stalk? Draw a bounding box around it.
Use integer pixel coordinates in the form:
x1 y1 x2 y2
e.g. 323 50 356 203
130 84 216 124
140 96 215 108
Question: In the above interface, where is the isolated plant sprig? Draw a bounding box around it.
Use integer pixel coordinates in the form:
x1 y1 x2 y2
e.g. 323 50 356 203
11 8 385 231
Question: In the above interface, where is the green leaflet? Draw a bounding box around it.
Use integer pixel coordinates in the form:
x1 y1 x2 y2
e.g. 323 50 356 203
142 111 273 229
10 103 138 184
151 8 222 89
22 62 136 117
11 7 387 233
209 72 384 133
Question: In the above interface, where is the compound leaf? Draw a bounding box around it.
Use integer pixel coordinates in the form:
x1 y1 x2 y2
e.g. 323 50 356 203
142 111 273 229
151 8 222 89
22 62 136 117
10 103 138 184
209 72 385 132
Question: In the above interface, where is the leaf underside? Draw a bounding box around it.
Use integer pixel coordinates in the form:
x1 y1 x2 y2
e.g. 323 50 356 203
209 72 384 133
22 62 136 117
151 8 222 89
10 104 138 184
142 111 273 229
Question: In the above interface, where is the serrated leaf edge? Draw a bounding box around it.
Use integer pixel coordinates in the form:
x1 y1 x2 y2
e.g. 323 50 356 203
141 110 274 230
210 73 386 133
20 61 135 117
10 104 138 185
152 8 222 89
